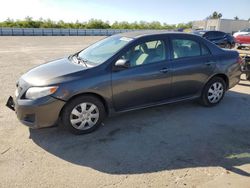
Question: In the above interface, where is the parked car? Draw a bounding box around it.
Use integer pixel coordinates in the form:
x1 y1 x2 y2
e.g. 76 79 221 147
192 30 235 49
6 31 242 134
233 28 250 37
235 34 250 49
240 54 250 80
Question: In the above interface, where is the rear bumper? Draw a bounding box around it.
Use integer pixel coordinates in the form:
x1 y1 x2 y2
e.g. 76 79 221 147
13 96 65 129
228 64 242 89
236 43 250 47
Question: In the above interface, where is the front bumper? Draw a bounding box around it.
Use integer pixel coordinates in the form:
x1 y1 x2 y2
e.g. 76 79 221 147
7 95 65 129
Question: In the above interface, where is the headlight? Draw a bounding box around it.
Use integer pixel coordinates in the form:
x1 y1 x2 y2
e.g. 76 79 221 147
25 86 58 100
15 88 19 97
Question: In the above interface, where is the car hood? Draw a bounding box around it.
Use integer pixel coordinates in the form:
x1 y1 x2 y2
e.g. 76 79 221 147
21 57 89 86
233 32 249 37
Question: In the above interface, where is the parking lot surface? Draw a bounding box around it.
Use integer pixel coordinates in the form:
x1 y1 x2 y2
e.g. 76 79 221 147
0 37 250 188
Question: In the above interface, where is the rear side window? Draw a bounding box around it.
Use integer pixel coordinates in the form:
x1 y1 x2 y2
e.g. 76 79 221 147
172 39 200 59
201 44 211 56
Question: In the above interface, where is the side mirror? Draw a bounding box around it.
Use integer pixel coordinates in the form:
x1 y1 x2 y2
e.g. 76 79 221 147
114 59 130 69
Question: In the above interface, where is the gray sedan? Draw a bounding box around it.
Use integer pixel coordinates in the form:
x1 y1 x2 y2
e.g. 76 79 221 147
6 31 242 134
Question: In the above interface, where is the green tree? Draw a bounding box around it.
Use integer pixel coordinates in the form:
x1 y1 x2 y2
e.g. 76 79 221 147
111 21 132 29
148 21 162 29
208 11 222 19
0 17 193 30
2 18 15 27
234 16 239 20
40 19 56 28
176 22 193 29
86 19 110 29
162 23 175 30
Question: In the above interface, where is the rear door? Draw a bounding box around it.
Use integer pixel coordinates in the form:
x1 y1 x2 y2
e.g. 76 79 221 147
169 35 216 99
111 36 172 111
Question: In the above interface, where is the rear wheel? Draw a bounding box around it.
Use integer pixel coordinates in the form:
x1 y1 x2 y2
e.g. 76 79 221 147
61 95 106 134
200 77 226 107
225 43 231 49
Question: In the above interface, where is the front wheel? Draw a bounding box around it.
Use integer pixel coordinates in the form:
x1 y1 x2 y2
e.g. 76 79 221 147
200 77 226 107
61 95 106 134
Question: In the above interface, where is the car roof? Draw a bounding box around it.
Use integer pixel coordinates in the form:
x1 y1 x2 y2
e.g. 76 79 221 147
193 30 225 33
118 30 224 55
206 30 225 33
193 30 208 32
118 31 190 39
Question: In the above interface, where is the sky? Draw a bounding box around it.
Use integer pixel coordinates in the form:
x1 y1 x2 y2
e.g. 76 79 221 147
0 0 249 24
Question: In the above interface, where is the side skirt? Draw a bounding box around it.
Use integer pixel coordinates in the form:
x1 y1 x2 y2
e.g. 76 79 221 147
109 95 200 116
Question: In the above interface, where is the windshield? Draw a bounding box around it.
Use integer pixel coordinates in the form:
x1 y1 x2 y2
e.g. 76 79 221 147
241 28 250 32
78 35 133 65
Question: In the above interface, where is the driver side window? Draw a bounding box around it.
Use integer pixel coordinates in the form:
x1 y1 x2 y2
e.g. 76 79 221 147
121 40 166 67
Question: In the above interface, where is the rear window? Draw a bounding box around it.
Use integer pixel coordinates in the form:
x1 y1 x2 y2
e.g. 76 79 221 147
214 31 225 37
203 32 214 38
204 31 225 38
201 44 211 56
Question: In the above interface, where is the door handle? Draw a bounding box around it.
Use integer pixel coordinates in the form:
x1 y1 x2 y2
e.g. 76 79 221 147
205 61 214 66
160 68 169 73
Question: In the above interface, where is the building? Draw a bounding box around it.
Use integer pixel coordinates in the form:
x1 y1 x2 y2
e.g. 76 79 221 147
192 19 250 34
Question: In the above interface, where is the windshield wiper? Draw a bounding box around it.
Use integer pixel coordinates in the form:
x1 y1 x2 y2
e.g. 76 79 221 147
73 54 88 67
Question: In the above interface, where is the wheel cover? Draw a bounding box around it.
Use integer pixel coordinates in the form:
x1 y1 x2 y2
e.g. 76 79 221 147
207 82 224 104
70 102 99 130
225 43 231 48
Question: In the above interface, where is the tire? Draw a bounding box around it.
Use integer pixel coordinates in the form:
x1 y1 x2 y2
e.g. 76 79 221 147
61 95 106 135
200 77 226 107
225 43 231 49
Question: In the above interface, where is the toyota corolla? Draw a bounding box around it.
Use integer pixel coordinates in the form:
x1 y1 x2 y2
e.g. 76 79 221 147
6 31 242 134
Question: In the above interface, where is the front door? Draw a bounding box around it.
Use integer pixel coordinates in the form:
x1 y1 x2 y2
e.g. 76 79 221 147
111 38 172 111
